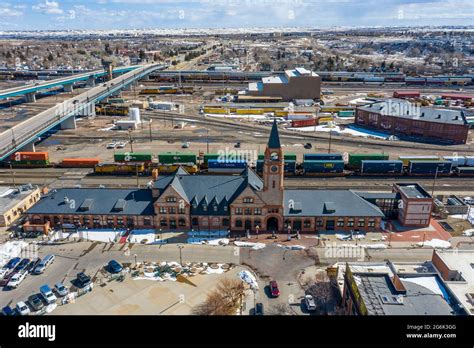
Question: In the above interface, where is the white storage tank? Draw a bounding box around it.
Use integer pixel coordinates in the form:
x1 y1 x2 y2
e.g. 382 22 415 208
129 107 141 123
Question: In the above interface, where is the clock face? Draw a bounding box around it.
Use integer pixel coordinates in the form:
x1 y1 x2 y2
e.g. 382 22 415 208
271 165 278 173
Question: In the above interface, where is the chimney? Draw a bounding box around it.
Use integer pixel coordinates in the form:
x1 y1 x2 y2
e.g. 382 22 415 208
152 168 159 181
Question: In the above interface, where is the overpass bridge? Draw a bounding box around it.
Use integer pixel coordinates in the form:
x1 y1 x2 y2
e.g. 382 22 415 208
0 64 166 161
0 65 143 102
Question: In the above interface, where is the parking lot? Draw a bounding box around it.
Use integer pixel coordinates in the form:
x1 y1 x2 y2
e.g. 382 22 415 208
0 241 240 313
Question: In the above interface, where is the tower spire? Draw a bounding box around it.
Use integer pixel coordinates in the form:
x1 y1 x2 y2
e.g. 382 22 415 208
268 118 281 149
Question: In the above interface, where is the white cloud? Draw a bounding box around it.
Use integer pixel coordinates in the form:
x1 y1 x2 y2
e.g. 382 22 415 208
0 3 23 17
32 0 64 15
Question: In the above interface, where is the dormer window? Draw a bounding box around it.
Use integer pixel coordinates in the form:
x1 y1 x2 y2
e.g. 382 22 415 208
243 197 254 203
166 197 177 203
203 205 207 212
213 205 218 212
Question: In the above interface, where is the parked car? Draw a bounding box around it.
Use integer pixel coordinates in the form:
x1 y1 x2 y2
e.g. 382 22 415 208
39 285 57 305
106 142 117 149
304 142 312 149
54 282 69 297
28 294 44 311
26 258 41 273
270 280 280 297
116 142 126 149
234 142 241 148
16 301 30 315
33 254 55 275
0 268 8 278
4 257 21 269
255 303 264 315
0 271 16 287
76 272 91 288
107 260 123 274
7 270 27 288
1 306 15 316
181 142 190 149
305 294 317 311
14 258 30 272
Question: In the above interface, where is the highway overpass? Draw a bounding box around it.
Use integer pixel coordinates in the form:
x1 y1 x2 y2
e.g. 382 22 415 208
0 64 166 161
0 65 143 102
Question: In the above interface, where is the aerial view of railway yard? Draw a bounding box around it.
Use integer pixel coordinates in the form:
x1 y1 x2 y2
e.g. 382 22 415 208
0 1 473 346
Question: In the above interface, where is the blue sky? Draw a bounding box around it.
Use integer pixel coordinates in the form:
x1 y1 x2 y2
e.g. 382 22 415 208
0 0 472 31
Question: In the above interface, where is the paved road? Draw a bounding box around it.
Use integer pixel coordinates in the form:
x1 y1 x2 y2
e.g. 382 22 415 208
0 64 163 158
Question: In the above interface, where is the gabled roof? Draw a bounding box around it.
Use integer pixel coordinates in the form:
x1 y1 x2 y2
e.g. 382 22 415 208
268 118 281 149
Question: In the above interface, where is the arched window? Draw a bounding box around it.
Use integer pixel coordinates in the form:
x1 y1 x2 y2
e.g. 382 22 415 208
179 218 186 227
191 217 199 226
235 219 242 228
222 218 229 227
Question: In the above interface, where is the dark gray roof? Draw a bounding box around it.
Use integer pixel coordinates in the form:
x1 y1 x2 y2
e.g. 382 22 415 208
355 274 456 315
358 99 467 126
396 183 431 199
283 189 384 217
155 168 263 215
354 192 399 200
27 188 155 216
268 119 281 149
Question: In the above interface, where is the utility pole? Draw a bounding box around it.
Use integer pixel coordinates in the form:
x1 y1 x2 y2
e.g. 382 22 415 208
128 128 134 153
431 166 439 197
206 128 209 153
328 129 332 154
9 162 16 189
149 119 153 142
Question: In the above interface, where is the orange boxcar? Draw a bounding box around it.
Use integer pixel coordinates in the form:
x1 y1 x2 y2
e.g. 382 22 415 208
11 151 49 161
60 158 100 168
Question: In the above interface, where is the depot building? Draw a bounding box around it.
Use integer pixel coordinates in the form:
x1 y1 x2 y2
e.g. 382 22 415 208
25 121 431 234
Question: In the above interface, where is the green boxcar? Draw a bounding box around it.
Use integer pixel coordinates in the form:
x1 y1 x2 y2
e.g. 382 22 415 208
338 110 355 117
348 153 389 168
158 152 197 164
114 152 153 162
11 159 49 167
203 153 220 164
258 152 297 161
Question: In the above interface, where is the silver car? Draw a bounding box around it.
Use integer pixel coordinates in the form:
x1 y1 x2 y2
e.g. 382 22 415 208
305 294 316 311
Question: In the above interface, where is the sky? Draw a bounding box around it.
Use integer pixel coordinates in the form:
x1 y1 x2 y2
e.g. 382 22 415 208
0 0 473 31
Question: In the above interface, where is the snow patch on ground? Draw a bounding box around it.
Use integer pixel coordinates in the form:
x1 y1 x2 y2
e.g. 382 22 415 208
463 229 474 237
276 244 306 250
417 239 451 249
234 241 266 250
238 270 259 290
0 241 29 267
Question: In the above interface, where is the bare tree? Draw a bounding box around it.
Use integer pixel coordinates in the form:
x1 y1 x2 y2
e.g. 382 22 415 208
267 303 293 316
192 279 245 315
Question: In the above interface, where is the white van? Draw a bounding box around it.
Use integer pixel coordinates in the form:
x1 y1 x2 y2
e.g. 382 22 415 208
7 271 27 288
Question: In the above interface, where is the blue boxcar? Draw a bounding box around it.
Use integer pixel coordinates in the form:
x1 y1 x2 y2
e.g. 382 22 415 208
408 161 452 175
303 160 344 174
207 159 247 168
304 153 343 161
361 160 403 174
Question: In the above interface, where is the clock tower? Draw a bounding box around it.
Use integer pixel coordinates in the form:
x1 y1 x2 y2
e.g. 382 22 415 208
261 119 284 208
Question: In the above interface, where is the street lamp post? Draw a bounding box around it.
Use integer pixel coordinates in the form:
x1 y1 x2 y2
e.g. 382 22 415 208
287 225 292 241
177 245 184 265
134 253 137 266
149 119 153 142
255 225 259 240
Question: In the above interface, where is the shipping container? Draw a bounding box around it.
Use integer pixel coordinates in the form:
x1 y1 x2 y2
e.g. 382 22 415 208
465 156 474 167
442 156 466 167
338 110 355 117
408 161 452 175
398 155 440 167
158 152 197 164
456 167 474 176
302 160 344 174
10 151 49 162
114 152 153 162
10 159 49 167
290 119 316 128
348 154 389 168
60 158 100 168
304 153 343 161
207 159 247 174
258 153 297 161
361 160 403 174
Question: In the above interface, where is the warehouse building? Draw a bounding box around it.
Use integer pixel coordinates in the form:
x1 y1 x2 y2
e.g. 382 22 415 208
245 67 321 101
26 121 429 234
355 99 469 144
0 185 41 227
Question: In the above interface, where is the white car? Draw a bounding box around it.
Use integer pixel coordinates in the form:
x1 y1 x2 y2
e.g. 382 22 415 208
106 142 117 149
304 294 317 311
116 142 126 149
16 301 30 315
7 271 27 288
0 268 8 278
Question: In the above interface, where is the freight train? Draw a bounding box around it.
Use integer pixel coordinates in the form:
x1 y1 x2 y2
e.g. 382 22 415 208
4 151 474 177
